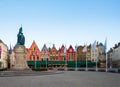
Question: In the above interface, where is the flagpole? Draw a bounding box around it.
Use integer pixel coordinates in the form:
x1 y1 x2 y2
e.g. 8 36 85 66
96 57 98 71
9 44 12 69
65 54 67 71
86 51 88 71
96 48 98 71
35 56 37 69
35 60 36 69
75 44 78 71
46 58 47 69
104 38 107 72
82 44 87 71
106 53 108 72
64 45 67 71
75 50 77 71
10 53 12 69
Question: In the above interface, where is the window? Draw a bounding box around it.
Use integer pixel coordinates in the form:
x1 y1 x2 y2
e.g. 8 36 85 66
37 56 39 60
33 56 35 60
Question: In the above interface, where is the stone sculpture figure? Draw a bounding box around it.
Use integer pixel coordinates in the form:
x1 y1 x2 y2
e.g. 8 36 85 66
17 27 25 45
12 26 29 70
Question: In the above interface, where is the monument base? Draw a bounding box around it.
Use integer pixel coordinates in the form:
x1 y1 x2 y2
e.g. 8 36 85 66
12 45 30 70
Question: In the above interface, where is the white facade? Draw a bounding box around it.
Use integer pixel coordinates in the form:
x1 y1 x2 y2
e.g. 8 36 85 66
91 43 105 62
108 43 120 68
98 44 106 61
91 47 98 62
0 40 9 68
112 46 120 61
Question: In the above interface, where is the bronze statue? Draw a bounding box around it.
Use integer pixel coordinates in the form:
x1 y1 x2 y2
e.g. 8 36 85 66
16 27 25 45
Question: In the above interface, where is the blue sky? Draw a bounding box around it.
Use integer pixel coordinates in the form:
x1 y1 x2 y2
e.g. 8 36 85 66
0 0 120 50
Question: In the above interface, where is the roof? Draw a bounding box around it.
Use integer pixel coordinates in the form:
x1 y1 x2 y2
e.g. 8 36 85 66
99 43 103 46
0 39 3 43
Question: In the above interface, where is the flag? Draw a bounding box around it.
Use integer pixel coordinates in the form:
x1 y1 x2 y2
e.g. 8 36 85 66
64 45 67 53
34 47 36 53
9 44 12 55
82 45 87 52
44 47 47 54
75 44 78 52
0 46 1 54
32 46 36 54
64 45 67 61
91 40 96 51
32 46 34 52
104 38 107 52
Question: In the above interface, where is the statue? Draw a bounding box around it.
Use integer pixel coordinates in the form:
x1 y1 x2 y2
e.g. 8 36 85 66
16 27 25 45
12 27 29 70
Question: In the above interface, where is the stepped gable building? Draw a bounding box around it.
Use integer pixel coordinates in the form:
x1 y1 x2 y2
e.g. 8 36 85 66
27 40 41 61
86 44 91 61
66 45 76 61
41 44 50 61
77 45 86 60
58 44 66 61
91 42 106 67
97 43 106 61
49 44 58 61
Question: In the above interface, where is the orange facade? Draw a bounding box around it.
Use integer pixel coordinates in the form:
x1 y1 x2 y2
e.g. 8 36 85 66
26 42 91 62
58 44 66 61
27 41 41 61
49 44 58 61
41 44 50 60
77 46 86 60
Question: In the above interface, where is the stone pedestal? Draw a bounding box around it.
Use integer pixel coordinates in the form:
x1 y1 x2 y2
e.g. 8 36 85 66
12 45 29 70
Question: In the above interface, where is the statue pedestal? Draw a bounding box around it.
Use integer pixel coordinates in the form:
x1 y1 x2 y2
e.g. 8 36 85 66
12 45 29 70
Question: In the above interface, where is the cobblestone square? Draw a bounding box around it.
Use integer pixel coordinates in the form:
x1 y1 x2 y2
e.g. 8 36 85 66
0 71 119 87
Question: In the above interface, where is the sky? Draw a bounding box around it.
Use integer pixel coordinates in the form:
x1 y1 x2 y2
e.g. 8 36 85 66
0 0 120 51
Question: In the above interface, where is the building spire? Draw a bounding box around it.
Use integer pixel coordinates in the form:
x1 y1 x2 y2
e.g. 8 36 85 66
9 44 12 55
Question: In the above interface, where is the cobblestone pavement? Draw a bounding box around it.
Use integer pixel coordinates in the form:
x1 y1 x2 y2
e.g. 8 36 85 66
0 71 120 87
0 70 63 77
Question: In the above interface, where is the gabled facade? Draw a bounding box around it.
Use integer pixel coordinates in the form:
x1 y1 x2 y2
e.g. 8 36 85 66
108 43 120 68
58 44 66 61
0 39 9 68
86 44 91 61
49 44 58 61
77 45 86 60
91 43 99 62
27 41 41 61
91 42 106 68
41 44 50 60
97 43 106 61
66 45 76 61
